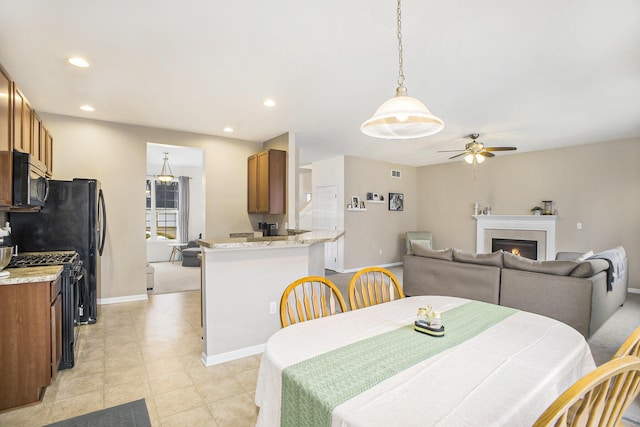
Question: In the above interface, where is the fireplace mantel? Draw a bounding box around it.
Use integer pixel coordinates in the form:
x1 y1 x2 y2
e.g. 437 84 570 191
473 215 557 260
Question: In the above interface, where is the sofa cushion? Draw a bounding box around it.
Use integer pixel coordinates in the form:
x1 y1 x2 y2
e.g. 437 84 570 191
453 249 503 267
412 244 453 261
409 239 432 254
570 259 609 278
503 252 577 276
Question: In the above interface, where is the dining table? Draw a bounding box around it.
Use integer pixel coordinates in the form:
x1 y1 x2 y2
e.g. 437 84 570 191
255 295 596 427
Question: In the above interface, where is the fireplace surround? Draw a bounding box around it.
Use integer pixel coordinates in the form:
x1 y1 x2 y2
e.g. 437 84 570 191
474 215 557 261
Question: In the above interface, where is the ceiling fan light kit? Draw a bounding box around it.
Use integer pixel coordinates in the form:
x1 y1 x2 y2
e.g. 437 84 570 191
361 0 444 140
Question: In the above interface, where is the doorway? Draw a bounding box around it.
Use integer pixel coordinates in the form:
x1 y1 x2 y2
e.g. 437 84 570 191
315 185 339 271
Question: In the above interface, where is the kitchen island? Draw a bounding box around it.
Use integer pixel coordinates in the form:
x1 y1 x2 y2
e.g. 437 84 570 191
197 230 344 366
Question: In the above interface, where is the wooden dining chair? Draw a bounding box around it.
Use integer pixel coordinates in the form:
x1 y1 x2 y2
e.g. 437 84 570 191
533 355 640 427
613 325 640 358
348 267 404 310
279 276 347 327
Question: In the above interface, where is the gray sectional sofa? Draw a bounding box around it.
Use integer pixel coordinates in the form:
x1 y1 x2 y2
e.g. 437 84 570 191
403 245 628 337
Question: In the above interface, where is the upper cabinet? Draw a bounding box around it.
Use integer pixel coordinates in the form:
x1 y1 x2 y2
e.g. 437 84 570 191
0 62 55 208
247 149 286 214
0 65 12 207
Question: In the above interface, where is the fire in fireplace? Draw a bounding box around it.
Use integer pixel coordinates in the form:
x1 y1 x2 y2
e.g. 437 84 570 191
492 238 538 260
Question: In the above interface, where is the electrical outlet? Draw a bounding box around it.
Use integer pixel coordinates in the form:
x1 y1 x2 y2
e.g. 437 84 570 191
269 301 277 314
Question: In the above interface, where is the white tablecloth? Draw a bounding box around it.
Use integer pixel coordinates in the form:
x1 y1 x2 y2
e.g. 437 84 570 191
255 296 596 427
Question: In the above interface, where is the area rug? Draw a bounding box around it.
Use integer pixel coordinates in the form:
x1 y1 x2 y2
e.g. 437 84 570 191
44 398 151 427
149 261 200 294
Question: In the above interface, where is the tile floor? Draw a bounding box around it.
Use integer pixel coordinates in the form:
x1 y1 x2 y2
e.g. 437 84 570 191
0 290 259 427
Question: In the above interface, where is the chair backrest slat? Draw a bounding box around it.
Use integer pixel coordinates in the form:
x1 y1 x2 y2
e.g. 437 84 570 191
280 276 347 327
348 267 404 310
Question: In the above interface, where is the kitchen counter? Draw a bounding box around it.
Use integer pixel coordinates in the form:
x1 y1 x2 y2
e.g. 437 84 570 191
199 229 345 366
0 265 63 285
198 230 344 250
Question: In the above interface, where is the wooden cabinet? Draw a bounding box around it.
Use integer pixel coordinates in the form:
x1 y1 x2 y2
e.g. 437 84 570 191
247 149 286 214
0 276 62 411
13 86 32 154
0 65 12 207
44 126 53 176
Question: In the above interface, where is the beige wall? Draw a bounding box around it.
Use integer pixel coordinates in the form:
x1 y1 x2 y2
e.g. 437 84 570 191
343 156 418 270
416 137 639 289
41 113 262 300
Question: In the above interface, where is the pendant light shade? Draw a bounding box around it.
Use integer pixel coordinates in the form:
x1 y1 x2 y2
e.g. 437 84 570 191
361 0 444 140
361 87 445 139
157 152 174 182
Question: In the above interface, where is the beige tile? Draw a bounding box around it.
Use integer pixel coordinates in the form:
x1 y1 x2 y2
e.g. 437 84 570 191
55 372 104 401
59 358 104 380
153 385 204 419
160 405 217 427
0 402 52 427
46 390 104 424
224 356 261 375
189 364 233 385
105 351 145 371
148 369 194 395
235 369 259 393
104 363 148 388
145 355 188 377
195 375 246 403
77 345 106 363
103 340 143 359
208 393 259 427
104 380 153 407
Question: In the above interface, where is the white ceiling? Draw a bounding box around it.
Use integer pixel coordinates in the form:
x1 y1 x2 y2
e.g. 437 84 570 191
1 0 639 167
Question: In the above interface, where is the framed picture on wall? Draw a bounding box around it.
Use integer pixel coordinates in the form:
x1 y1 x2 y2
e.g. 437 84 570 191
352 196 360 209
389 193 404 211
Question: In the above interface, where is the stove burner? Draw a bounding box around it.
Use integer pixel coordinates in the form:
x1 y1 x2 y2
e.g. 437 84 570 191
7 252 79 268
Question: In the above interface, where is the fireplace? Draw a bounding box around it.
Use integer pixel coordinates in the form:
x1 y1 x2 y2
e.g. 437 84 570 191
474 215 557 260
492 238 537 260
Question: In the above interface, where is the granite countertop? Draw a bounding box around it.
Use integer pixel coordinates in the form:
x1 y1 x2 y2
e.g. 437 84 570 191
198 230 344 250
0 265 63 285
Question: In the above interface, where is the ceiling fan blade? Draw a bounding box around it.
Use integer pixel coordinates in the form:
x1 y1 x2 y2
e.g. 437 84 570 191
484 147 517 152
437 149 465 153
480 151 495 157
449 152 467 160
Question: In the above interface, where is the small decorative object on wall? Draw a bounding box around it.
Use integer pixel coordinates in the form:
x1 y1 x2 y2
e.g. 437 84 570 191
352 196 360 209
366 192 374 200
542 200 553 215
372 192 380 201
361 201 365 208
531 206 543 216
367 192 382 201
389 193 404 211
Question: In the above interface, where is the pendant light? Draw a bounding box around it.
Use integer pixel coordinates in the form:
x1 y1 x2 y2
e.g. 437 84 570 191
361 0 444 139
157 152 174 182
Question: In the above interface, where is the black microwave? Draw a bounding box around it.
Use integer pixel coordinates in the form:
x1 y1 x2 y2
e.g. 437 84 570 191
13 151 49 207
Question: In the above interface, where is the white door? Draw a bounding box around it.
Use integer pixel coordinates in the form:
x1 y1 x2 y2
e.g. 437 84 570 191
315 185 339 271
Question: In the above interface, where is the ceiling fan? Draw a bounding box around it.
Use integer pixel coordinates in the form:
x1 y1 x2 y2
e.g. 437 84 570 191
438 133 517 164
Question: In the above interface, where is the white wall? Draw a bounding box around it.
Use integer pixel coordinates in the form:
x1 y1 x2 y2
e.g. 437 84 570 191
42 113 262 301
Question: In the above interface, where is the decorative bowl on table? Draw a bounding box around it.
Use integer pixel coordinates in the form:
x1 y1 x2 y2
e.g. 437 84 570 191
0 246 13 277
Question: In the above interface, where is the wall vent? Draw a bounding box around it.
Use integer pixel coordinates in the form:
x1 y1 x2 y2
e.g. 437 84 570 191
391 169 401 178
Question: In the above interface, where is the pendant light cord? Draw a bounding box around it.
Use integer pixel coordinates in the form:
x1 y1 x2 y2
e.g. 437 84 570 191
397 0 405 88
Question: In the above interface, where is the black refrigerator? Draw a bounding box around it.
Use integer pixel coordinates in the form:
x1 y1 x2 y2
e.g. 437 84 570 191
10 178 106 323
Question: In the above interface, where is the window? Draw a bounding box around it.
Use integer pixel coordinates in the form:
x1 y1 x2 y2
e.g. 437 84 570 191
146 179 179 240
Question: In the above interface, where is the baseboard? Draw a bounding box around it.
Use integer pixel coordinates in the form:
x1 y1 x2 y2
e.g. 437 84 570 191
99 293 149 305
337 262 403 274
628 287 640 295
200 344 265 366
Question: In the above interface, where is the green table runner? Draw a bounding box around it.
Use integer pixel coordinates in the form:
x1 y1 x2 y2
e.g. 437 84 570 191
281 301 517 427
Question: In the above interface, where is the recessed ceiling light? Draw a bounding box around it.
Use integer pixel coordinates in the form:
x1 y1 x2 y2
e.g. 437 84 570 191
80 105 95 112
263 99 276 108
68 57 90 68
223 127 234 133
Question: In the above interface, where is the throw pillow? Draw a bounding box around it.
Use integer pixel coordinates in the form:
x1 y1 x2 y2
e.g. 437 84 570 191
576 250 594 262
408 239 432 255
412 244 453 261
570 259 609 278
453 249 504 267
503 252 577 276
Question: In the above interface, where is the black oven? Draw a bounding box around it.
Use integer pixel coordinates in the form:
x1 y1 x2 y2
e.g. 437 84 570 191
12 150 49 207
7 251 83 370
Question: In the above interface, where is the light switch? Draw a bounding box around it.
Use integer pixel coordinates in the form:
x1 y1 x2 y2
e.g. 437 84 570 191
577 222 582 230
